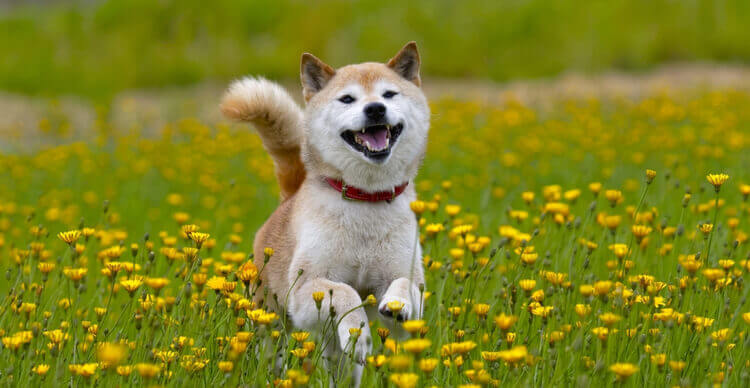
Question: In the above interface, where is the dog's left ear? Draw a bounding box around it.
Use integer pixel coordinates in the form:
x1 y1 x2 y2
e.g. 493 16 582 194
387 41 421 87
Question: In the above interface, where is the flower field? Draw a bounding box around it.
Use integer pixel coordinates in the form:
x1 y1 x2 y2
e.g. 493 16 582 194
1 90 749 387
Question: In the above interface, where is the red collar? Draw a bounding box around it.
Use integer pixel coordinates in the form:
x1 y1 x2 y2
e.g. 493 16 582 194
324 177 408 202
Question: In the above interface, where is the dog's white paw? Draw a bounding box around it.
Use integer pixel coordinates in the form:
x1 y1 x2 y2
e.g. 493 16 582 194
378 296 414 322
337 321 372 364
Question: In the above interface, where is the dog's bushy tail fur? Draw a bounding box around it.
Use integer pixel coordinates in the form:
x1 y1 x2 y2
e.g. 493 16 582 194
220 77 306 200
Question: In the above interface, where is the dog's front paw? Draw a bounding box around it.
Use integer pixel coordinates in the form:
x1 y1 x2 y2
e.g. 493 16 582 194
337 321 372 364
378 296 414 322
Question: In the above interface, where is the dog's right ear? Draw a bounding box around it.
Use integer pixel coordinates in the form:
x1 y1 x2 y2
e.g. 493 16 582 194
301 53 335 101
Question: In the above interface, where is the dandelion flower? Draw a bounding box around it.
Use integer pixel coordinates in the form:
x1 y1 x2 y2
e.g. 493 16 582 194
120 279 142 296
390 373 418 388
609 363 638 381
402 338 431 354
494 314 518 331
706 173 729 192
32 364 50 375
58 230 81 245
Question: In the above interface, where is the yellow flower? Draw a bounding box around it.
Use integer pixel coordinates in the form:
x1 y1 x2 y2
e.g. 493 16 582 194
206 276 227 291
402 320 426 334
445 204 461 216
182 247 199 262
631 225 652 240
564 189 581 201
650 353 666 366
312 291 325 310
608 244 629 259
425 223 445 236
218 361 233 372
58 230 81 245
377 328 390 342
609 363 638 380
189 232 210 248
472 303 490 318
604 190 623 206
593 280 613 296
669 360 686 372
63 267 88 282
481 351 502 362
116 365 133 376
237 262 258 285
645 169 656 183
390 373 419 388
135 363 160 378
706 173 729 192
120 279 143 296
290 348 309 358
520 252 538 265
144 277 169 290
599 312 622 326
291 332 310 342
496 345 528 364
592 327 610 341
403 338 431 354
386 300 404 314
418 358 439 373
531 305 553 317
367 354 388 368
710 328 730 342
69 363 98 377
440 341 477 356
37 261 56 274
43 329 68 344
494 314 518 331
410 200 426 215
96 342 128 366
263 247 275 257
519 279 536 292
575 304 591 318
740 184 750 199
32 364 50 375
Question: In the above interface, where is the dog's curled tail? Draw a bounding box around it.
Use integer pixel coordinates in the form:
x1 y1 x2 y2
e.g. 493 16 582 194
220 77 306 200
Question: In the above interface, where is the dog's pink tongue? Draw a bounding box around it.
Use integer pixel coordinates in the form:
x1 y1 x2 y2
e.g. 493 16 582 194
357 128 388 150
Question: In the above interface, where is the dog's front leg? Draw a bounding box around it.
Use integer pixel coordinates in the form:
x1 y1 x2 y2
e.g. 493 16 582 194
288 277 372 364
378 277 424 324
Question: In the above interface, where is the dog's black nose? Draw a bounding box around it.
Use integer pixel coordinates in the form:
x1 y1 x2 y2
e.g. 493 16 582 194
364 102 386 120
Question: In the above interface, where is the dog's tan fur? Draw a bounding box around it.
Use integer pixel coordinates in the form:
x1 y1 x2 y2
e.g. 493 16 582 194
221 78 306 199
220 42 429 386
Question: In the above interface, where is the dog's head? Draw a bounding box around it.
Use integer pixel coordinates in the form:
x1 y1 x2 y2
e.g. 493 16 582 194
299 42 430 191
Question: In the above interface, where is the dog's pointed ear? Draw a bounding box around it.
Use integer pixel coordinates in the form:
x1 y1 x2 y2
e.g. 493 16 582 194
301 53 335 101
387 41 421 87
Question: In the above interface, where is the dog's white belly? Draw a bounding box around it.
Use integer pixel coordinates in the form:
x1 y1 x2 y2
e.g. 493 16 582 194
291 183 421 296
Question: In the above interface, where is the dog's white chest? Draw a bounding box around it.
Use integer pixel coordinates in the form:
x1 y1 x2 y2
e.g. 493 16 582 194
292 185 419 291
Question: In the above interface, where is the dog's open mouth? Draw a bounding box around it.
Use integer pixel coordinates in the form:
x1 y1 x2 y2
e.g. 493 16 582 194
341 122 404 161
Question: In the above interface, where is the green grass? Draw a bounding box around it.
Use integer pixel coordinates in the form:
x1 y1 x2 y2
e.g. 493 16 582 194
0 90 749 386
2 0 750 100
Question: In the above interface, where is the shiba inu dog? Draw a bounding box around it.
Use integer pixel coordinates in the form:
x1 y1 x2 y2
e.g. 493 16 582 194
220 42 429 385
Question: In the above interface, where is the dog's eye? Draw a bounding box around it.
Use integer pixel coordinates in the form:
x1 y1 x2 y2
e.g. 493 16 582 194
338 95 355 104
382 91 398 99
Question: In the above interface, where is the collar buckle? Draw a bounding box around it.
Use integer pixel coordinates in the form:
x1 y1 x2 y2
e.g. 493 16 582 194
340 182 355 201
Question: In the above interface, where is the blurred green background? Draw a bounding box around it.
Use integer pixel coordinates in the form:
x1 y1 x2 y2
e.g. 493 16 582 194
2 0 749 101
